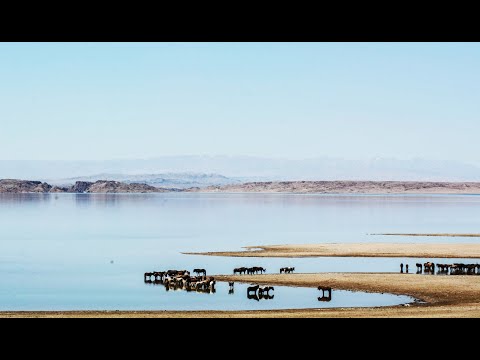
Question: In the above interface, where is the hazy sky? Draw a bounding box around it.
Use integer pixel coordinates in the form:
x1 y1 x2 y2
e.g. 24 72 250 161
0 42 479 162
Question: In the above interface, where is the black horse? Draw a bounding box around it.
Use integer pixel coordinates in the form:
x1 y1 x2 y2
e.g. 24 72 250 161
193 268 206 276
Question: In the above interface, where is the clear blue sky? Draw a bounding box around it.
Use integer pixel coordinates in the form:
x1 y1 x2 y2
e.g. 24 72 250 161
0 42 479 163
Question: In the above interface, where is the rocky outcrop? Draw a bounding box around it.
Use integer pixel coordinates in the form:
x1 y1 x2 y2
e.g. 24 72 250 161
80 181 168 193
0 179 177 193
69 181 93 193
50 186 69 193
0 179 52 193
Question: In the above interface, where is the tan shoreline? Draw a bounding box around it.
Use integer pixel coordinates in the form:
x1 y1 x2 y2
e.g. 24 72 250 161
5 243 480 318
189 180 480 194
186 243 480 258
3 273 480 318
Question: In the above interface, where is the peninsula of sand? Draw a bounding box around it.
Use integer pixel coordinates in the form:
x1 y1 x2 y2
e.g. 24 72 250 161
4 241 480 318
187 242 480 258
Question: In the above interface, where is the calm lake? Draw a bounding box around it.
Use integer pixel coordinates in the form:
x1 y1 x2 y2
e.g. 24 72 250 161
1 193 479 311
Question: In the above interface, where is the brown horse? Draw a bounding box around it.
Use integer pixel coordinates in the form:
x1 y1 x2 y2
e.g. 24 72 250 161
424 262 435 273
233 267 247 275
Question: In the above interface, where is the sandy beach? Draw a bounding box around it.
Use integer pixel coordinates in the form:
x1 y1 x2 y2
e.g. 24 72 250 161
187 243 480 258
3 273 480 318
4 243 480 318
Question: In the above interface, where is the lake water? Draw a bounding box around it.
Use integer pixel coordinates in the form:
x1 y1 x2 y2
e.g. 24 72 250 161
1 193 479 311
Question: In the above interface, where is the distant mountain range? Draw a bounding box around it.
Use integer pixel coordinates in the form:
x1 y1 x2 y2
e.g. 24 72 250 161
1 156 480 183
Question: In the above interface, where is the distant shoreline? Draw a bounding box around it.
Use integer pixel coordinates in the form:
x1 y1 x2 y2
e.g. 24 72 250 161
188 243 480 258
192 180 480 194
3 179 480 194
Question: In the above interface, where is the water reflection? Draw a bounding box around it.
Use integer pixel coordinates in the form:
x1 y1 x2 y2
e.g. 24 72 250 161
75 193 120 208
245 285 275 301
1 193 478 310
247 293 274 301
318 286 332 302
0 193 52 205
318 294 331 302
318 285 332 301
141 282 412 310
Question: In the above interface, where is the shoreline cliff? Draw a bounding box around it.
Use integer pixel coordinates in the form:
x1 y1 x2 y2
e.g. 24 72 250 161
0 179 178 193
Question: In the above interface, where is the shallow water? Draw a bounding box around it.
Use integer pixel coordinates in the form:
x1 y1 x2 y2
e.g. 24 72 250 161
1 193 479 310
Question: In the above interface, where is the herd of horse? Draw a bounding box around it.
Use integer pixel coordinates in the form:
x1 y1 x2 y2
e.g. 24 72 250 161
144 269 216 292
233 266 266 275
144 265 334 302
233 266 295 274
144 257 479 304
401 262 480 275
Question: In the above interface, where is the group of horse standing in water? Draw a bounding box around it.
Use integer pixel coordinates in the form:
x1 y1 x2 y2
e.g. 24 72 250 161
144 268 217 293
400 262 480 275
144 265 332 302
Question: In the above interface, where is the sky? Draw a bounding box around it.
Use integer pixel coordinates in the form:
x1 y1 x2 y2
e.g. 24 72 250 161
0 42 479 163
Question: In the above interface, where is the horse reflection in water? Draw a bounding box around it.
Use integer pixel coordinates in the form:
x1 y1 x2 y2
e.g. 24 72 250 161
416 263 422 274
247 285 275 301
228 281 235 295
144 271 166 283
166 280 216 294
424 262 435 275
318 286 332 302
144 268 216 294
